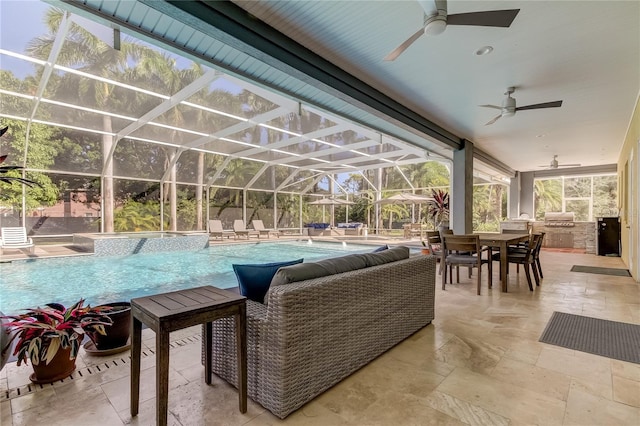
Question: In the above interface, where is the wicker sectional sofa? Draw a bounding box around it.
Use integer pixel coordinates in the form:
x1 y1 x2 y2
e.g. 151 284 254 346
207 248 437 418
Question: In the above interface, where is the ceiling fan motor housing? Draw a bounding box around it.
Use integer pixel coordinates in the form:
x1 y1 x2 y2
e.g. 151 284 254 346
501 96 516 116
423 10 447 35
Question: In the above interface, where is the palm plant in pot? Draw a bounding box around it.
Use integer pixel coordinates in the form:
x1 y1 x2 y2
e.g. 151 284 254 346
1 299 113 383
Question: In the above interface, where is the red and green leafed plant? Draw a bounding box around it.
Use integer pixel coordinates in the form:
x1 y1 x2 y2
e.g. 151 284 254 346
428 189 450 225
1 300 113 366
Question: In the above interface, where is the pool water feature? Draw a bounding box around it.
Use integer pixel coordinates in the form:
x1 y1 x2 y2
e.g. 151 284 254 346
0 241 382 314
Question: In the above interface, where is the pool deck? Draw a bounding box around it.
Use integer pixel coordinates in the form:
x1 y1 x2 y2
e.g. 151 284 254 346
0 233 419 262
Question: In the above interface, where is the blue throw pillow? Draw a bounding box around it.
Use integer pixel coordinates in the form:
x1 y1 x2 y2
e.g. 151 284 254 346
233 259 303 303
372 245 388 252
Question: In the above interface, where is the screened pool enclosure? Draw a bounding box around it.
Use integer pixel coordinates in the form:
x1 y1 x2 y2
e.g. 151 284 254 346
1 2 516 236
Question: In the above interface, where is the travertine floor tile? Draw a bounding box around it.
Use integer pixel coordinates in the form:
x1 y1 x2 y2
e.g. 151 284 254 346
424 390 509 426
435 367 566 425
1 400 13 426
564 384 640 425
536 345 612 385
11 387 122 426
100 363 188 413
613 375 640 408
490 356 571 401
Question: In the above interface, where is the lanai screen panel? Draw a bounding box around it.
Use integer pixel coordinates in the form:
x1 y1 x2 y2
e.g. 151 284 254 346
277 170 323 193
26 124 104 174
113 138 168 180
208 157 266 188
249 165 298 191
166 86 246 136
175 150 227 184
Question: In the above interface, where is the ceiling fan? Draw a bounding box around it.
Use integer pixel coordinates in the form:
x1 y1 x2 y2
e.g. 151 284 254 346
480 87 563 125
384 0 520 61
539 155 581 169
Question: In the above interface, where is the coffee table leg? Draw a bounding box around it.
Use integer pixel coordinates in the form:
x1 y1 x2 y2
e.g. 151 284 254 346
130 316 142 417
205 321 212 385
157 331 170 426
235 304 247 413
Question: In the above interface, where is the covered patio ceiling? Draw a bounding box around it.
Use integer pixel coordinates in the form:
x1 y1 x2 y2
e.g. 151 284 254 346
0 1 481 197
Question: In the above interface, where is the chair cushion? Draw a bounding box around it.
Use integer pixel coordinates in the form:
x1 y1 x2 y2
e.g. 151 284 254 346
446 254 479 264
233 258 303 303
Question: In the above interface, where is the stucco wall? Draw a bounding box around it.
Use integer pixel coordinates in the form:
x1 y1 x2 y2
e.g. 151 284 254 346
618 95 639 281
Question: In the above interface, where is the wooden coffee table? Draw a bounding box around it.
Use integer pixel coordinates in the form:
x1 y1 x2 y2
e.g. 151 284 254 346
130 286 247 426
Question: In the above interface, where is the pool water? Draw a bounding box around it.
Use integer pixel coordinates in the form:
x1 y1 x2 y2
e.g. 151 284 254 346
0 241 383 314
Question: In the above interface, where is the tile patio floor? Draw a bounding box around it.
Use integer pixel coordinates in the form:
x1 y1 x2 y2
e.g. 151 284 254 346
1 239 639 425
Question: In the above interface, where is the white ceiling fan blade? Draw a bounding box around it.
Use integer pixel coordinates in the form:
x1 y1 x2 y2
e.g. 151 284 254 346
479 104 502 110
384 28 426 61
557 163 581 167
485 114 502 125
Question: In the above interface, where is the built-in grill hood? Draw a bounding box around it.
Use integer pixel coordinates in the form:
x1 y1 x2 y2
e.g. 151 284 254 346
544 212 575 227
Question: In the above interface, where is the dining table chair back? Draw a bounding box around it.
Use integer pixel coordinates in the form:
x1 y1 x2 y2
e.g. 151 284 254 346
442 234 492 295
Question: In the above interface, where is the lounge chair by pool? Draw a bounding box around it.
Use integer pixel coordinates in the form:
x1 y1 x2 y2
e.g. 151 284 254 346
251 220 280 238
233 220 259 239
208 220 236 240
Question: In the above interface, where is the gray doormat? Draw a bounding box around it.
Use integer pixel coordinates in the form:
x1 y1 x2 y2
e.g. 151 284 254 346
570 265 631 276
539 312 640 364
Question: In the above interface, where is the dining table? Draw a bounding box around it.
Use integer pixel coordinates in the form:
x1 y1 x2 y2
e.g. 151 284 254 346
475 232 531 292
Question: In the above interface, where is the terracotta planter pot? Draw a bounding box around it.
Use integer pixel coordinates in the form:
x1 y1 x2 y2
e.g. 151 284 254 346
88 302 131 350
30 344 78 384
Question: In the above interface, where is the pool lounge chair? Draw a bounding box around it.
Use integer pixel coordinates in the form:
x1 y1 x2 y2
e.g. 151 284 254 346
251 220 280 238
233 220 259 239
208 220 236 240
1 227 35 254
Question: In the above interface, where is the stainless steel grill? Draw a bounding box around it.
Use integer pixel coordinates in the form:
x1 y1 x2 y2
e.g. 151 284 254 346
544 212 575 227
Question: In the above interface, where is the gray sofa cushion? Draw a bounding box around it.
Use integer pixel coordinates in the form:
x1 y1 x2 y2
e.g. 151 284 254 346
270 246 410 286
361 245 410 266
271 253 368 286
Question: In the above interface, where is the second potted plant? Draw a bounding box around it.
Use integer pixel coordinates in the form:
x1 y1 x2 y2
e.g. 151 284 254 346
1 299 113 383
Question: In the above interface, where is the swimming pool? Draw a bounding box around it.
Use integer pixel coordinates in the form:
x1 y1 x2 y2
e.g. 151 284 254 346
0 241 384 314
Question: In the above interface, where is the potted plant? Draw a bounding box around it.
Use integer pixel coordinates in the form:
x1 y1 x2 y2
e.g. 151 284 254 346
1 299 113 383
427 189 450 230
86 302 131 353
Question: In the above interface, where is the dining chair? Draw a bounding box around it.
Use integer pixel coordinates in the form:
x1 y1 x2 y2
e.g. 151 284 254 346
493 233 542 291
442 234 492 295
424 230 443 274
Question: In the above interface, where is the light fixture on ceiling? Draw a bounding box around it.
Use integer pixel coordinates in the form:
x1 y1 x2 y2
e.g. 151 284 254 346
474 46 493 56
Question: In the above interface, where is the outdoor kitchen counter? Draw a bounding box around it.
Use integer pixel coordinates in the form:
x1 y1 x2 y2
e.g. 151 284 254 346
532 221 596 253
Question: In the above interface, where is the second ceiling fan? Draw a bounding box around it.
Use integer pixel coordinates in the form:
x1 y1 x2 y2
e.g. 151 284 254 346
384 0 520 61
480 87 563 125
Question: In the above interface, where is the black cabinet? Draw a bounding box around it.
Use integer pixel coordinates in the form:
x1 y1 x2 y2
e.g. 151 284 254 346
597 217 620 256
